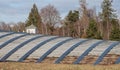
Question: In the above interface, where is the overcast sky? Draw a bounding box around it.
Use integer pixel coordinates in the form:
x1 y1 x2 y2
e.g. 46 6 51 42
0 0 120 23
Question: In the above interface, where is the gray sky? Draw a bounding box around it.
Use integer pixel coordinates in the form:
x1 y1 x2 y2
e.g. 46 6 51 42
0 0 120 23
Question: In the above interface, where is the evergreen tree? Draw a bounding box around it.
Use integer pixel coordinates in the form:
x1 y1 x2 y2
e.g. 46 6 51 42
86 19 102 39
26 4 42 33
110 27 120 41
101 0 115 40
110 19 120 41
67 10 79 23
66 10 79 37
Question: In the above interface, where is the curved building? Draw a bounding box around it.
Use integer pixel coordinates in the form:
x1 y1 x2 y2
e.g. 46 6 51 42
0 31 120 65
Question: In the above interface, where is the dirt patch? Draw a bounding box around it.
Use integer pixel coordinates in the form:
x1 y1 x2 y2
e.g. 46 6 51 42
18 54 120 65
24 58 37 62
79 55 98 64
99 54 120 65
41 57 58 63
60 56 78 64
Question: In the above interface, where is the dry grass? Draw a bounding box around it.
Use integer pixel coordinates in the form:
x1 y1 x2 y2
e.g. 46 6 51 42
0 62 120 70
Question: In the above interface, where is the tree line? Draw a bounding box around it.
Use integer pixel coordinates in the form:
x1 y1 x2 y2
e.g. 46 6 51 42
0 0 120 41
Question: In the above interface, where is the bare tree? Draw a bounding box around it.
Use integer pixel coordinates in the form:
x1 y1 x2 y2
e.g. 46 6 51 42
79 0 90 38
17 22 26 32
40 4 60 35
0 22 11 31
11 24 18 32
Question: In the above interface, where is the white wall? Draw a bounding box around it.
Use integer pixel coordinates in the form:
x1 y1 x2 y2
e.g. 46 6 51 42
26 29 36 34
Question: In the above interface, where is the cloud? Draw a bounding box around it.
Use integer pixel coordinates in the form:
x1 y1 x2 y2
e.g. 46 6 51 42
0 0 34 23
0 0 120 23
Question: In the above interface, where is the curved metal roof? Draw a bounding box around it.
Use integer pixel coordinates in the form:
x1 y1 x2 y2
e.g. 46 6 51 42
0 31 120 65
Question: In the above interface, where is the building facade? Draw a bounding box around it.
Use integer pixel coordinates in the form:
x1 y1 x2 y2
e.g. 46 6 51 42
26 24 36 34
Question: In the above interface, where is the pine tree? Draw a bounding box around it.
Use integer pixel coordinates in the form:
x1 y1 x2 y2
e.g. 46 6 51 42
67 10 79 23
101 0 115 40
110 27 120 41
26 4 42 33
110 19 120 41
86 19 102 39
66 10 79 37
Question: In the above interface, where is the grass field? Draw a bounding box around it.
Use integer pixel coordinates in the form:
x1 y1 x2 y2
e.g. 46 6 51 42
0 62 120 70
